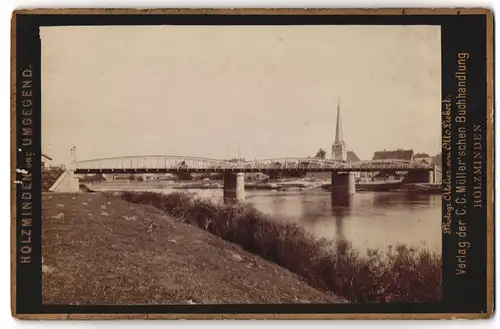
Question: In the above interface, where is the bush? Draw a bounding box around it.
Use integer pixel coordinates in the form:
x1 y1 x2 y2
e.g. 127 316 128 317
121 191 442 303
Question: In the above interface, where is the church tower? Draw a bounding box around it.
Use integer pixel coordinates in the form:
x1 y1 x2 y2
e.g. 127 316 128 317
331 98 347 161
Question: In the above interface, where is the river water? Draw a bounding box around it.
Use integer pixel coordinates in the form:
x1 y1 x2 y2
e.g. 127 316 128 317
96 184 442 256
194 189 441 255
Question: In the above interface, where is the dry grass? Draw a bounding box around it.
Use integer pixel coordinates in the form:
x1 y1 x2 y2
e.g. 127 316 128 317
122 191 442 303
42 193 341 304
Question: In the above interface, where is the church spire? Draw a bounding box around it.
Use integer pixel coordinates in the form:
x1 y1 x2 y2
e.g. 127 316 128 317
334 96 343 144
331 96 347 161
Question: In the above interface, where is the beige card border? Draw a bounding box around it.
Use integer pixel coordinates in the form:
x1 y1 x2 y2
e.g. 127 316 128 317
10 8 494 320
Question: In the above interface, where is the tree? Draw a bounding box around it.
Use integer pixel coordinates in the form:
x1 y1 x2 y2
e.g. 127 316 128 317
177 160 192 181
315 148 326 159
95 173 106 182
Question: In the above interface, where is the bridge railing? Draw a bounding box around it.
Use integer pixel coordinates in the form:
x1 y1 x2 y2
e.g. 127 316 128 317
73 155 240 171
71 155 433 172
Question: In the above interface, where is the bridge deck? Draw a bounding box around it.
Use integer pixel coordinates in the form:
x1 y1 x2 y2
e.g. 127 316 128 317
75 168 431 174
70 156 434 174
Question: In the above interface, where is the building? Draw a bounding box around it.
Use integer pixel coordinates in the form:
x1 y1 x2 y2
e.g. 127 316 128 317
42 153 52 169
346 151 360 162
370 149 416 179
431 153 441 166
372 149 414 161
430 153 442 183
302 98 362 181
246 173 269 181
331 98 361 162
414 152 432 164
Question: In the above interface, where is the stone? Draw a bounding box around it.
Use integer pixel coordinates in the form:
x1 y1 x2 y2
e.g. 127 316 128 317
53 213 65 220
42 265 55 275
231 253 244 262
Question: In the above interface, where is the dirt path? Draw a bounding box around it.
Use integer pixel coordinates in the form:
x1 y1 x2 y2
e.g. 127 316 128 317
42 192 345 304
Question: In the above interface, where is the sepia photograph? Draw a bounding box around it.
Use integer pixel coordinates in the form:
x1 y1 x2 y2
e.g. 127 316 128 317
40 25 443 305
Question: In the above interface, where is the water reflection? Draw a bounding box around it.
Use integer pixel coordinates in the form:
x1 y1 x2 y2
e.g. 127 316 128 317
372 192 434 212
297 194 352 255
300 192 328 223
246 190 441 255
330 196 351 256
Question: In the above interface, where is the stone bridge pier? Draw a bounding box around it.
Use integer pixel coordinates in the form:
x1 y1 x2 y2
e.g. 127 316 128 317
402 170 434 184
331 172 356 197
223 172 245 204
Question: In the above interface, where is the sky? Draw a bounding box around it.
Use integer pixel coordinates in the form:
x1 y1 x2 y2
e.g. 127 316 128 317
41 25 441 165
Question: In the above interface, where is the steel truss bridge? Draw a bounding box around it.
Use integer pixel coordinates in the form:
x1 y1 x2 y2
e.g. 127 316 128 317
70 155 434 174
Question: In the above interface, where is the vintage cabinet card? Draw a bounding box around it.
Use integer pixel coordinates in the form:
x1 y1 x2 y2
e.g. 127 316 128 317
11 8 494 320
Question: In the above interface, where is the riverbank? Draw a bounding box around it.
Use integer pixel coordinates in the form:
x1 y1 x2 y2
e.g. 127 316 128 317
86 178 324 191
42 192 343 304
121 191 442 303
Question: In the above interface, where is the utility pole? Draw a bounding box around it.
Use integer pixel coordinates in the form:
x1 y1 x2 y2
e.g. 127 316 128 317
70 146 76 163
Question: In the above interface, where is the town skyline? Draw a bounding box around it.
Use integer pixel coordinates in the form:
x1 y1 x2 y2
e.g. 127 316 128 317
40 25 441 165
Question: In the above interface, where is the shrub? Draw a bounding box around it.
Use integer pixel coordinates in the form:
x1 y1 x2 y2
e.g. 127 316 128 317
121 191 442 303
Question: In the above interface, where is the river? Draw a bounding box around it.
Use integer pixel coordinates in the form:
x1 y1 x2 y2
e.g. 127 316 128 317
191 188 441 255
92 183 442 256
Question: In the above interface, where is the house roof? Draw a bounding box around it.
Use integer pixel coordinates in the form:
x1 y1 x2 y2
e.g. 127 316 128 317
347 151 360 162
372 149 414 161
42 153 52 161
414 153 431 158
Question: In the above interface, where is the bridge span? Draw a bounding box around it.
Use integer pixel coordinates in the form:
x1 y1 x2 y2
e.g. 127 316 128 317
70 155 433 173
50 155 436 201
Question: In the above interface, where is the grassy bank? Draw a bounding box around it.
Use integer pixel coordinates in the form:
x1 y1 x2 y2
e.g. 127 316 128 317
121 191 442 303
43 193 340 304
